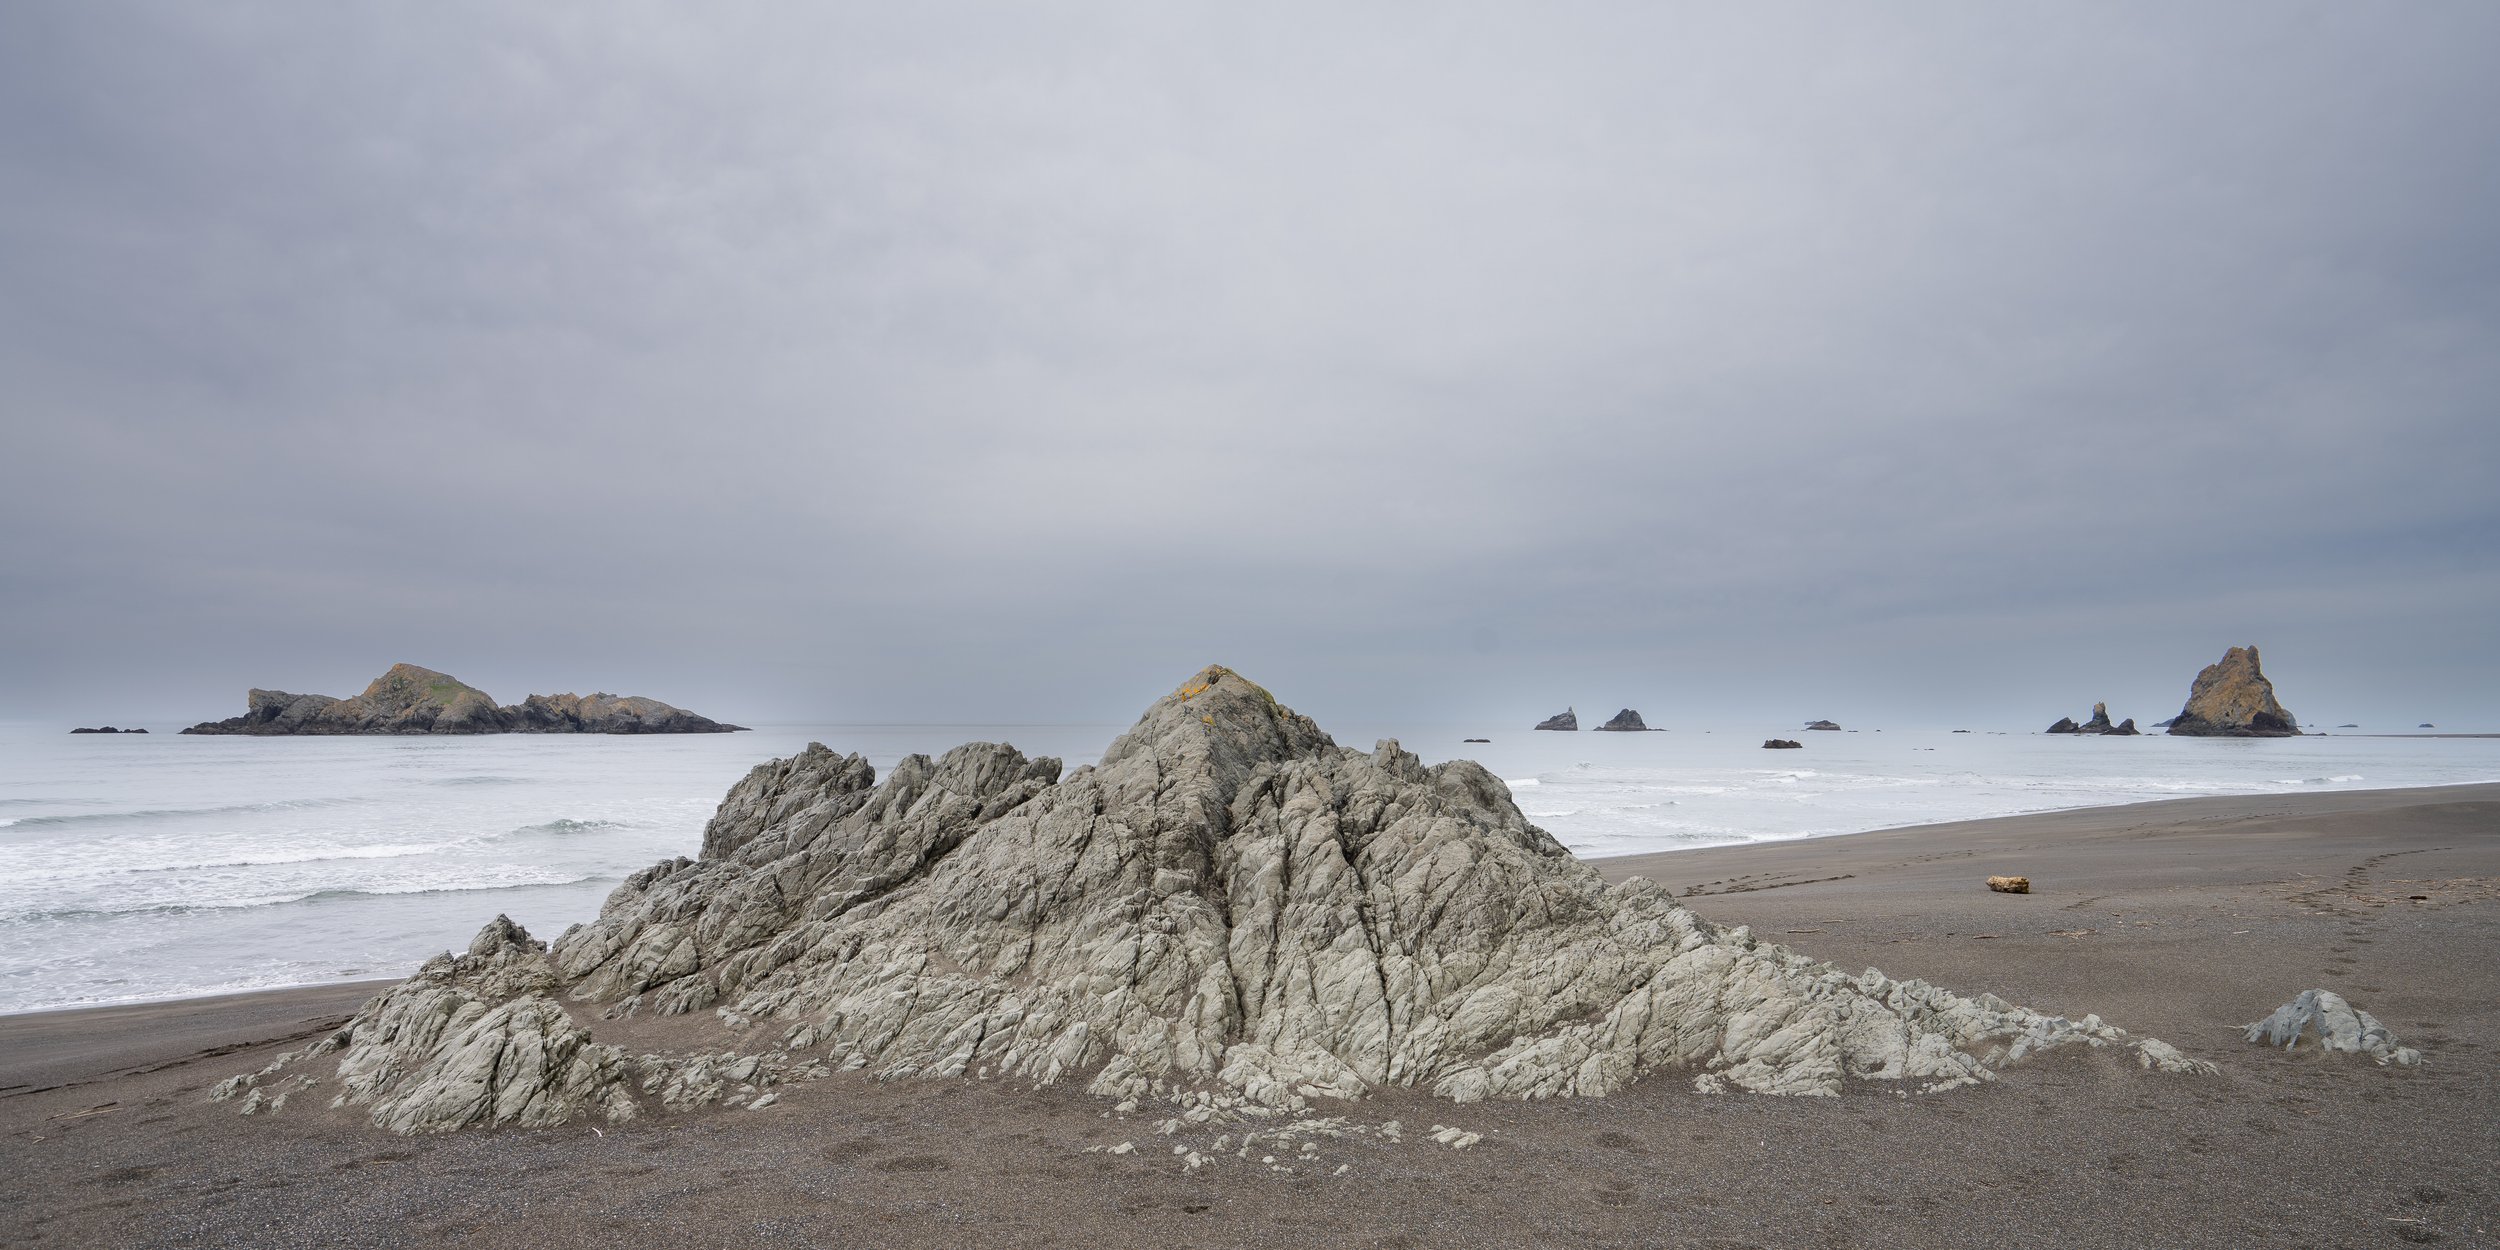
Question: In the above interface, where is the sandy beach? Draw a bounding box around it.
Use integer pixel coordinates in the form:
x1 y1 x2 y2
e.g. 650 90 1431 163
5 783 2492 1249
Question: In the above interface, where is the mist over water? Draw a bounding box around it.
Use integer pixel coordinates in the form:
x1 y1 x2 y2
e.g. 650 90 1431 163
3 720 2494 1014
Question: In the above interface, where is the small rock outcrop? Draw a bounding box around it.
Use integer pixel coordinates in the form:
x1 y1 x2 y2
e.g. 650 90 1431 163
1462 738 1490 744
182 664 744 736
2047 704 2140 735
1594 709 1656 732
2244 990 2420 1067
1762 739 1802 750
69 726 147 734
1804 720 1841 732
1986 876 2031 894
2166 647 2300 737
222 666 2212 1135
1534 708 1578 731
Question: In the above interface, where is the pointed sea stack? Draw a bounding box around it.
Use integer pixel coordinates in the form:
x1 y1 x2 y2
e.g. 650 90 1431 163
1534 708 1578 731
211 664 2210 1135
2166 646 2300 737
181 663 744 735
1593 708 1656 732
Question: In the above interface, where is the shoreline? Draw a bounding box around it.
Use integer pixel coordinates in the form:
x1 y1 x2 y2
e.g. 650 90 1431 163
10 777 2498 1025
5 782 2494 1247
6 780 2494 1028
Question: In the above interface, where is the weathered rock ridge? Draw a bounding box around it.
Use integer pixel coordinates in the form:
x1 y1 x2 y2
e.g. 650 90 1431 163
224 666 2209 1134
182 663 744 735
1534 708 1578 731
2047 703 2140 735
1594 708 1656 732
2167 646 2299 737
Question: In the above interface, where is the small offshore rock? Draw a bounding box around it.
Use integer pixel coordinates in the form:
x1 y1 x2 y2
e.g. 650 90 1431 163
1986 875 2031 894
1804 720 1842 731
182 662 743 736
1534 708 1578 731
1762 739 1803 750
1594 709 1656 732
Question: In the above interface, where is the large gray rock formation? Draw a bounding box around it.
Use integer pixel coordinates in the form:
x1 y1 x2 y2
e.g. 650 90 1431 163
221 666 2210 1134
1594 709 1656 732
2244 989 2420 1066
2166 646 2299 737
1534 708 1578 731
182 663 743 735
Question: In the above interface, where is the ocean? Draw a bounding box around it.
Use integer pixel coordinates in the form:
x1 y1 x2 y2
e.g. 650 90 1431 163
4 717 2494 1015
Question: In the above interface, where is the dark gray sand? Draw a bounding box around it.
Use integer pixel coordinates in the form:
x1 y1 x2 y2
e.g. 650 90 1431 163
5 784 2493 1248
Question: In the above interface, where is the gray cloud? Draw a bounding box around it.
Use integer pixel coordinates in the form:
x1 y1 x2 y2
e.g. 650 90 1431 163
5 3 2496 729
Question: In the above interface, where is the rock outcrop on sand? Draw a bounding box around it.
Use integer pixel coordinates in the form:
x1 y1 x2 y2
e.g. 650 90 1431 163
2166 646 2299 738
181 664 743 736
1594 709 1656 732
1534 708 1578 731
2244 990 2420 1067
2047 703 2140 735
220 666 2209 1134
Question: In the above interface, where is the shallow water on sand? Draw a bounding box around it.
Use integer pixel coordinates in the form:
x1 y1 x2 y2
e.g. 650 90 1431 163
3 718 2493 1013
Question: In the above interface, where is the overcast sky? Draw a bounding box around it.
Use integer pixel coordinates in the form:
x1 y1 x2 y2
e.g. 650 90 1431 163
4 3 2495 730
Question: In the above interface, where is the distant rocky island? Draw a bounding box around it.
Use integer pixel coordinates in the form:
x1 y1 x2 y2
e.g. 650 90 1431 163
2166 646 2299 737
69 726 149 734
1534 708 1578 731
181 664 745 736
1803 719 1841 731
2047 703 2140 735
1593 708 1657 732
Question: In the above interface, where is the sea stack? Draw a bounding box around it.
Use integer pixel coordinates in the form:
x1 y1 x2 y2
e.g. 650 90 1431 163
2166 646 2300 737
2046 703 2140 735
212 665 2210 1135
1593 708 1656 732
1534 708 1578 731
181 663 745 735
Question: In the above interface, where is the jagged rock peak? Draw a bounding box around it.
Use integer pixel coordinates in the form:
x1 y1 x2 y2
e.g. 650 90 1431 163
1594 709 1655 732
2167 646 2300 737
2047 702 2141 735
220 665 2213 1135
1534 707 1578 731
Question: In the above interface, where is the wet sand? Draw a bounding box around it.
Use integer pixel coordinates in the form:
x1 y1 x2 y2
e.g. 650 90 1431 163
5 784 2494 1248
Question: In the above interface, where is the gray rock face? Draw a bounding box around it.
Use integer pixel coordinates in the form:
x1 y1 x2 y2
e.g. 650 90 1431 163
2244 989 2420 1066
1534 709 1578 731
1594 709 1655 732
224 666 2211 1134
182 663 743 735
2167 646 2300 737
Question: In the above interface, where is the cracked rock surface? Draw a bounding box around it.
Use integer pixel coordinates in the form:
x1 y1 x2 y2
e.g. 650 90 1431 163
2244 989 2422 1066
227 666 2211 1133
